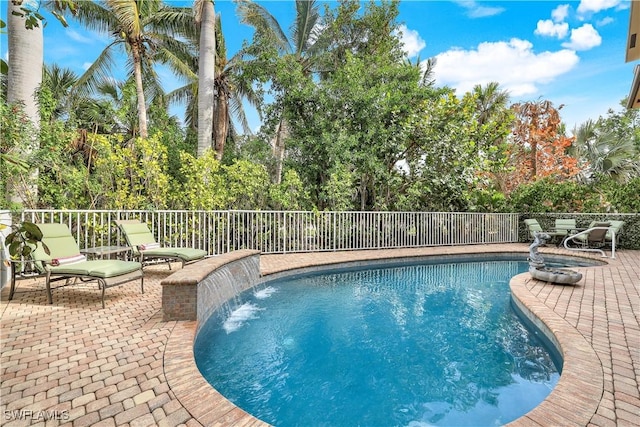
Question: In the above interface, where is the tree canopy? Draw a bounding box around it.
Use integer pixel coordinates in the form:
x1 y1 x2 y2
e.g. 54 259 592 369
1 0 638 214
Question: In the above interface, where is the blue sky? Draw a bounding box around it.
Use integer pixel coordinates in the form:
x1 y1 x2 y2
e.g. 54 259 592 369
0 0 635 133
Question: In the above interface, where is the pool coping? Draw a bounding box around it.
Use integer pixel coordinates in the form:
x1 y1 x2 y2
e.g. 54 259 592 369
164 245 607 426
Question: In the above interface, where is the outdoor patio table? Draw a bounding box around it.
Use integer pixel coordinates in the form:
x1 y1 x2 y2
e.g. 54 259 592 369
541 230 568 247
80 245 131 261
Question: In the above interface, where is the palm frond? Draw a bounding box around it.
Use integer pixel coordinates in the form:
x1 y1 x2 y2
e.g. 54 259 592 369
215 14 227 62
155 38 198 81
70 0 118 34
152 6 199 40
229 95 251 134
94 77 121 100
169 84 196 130
292 0 321 56
230 70 260 111
166 84 195 107
420 57 436 87
44 64 78 91
140 62 163 104
235 0 290 53
73 42 121 97
107 0 143 37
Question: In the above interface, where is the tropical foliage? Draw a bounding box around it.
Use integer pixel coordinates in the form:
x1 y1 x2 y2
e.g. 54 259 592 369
570 106 640 184
70 0 196 141
1 0 638 216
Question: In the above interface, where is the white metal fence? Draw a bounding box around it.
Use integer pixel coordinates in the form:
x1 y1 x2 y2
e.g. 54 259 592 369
4 210 519 255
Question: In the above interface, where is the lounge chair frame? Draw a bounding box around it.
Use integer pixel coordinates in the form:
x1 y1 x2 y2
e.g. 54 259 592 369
44 269 144 308
114 220 207 269
30 223 144 308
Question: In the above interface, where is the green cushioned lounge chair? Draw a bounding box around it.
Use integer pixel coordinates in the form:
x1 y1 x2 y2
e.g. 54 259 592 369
604 220 624 245
524 219 543 241
554 218 577 237
115 220 207 269
31 223 143 308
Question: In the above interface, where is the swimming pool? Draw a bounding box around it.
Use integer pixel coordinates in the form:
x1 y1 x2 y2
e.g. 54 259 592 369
194 258 571 426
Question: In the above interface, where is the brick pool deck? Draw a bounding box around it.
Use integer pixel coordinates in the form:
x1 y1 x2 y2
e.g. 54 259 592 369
1 244 638 426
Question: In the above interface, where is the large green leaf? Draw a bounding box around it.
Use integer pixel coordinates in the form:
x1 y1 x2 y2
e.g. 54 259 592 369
22 222 43 240
9 241 21 257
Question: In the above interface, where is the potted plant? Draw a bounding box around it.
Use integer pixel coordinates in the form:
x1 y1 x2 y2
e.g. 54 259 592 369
1 221 49 298
1 221 48 259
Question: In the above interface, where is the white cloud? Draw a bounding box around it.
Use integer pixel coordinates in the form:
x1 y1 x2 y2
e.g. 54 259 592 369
395 25 426 59
454 1 505 18
65 29 94 44
535 19 569 39
551 4 571 22
562 24 602 50
577 0 621 15
432 38 579 97
596 16 614 26
82 62 92 71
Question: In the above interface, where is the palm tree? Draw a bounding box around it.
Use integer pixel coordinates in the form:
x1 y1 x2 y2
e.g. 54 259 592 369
236 0 324 183
167 14 259 161
41 64 79 122
571 119 640 183
194 0 215 158
85 77 141 138
472 82 510 126
4 1 78 206
70 0 196 141
211 15 260 160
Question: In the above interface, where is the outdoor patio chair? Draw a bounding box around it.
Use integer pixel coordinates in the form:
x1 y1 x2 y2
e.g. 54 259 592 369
114 220 207 269
553 218 577 246
566 222 611 249
524 219 544 241
554 218 577 237
31 223 143 308
604 220 625 246
570 220 623 247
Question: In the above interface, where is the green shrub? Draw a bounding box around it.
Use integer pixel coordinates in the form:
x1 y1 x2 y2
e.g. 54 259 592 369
508 177 640 214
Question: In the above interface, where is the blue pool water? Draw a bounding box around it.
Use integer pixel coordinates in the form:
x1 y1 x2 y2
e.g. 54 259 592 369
195 259 565 426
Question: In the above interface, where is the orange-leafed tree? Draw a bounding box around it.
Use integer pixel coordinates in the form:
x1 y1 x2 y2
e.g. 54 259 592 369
499 100 581 193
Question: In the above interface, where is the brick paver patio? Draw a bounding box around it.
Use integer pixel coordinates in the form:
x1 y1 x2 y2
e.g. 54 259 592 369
1 244 638 426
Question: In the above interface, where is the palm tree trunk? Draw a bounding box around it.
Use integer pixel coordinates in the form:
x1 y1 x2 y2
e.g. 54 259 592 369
197 0 216 157
272 118 288 184
131 43 148 140
7 0 43 207
214 90 228 160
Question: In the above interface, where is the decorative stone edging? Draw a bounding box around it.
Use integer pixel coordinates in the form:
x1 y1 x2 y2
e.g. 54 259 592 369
507 273 603 426
164 321 267 426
